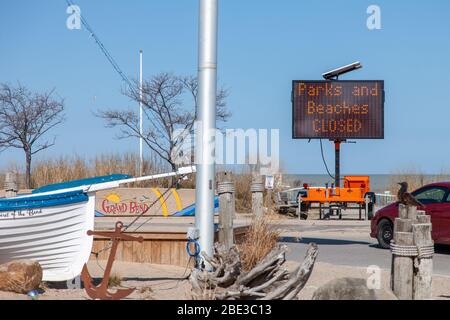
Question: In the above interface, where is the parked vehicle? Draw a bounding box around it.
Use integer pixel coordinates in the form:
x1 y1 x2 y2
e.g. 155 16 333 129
370 182 450 248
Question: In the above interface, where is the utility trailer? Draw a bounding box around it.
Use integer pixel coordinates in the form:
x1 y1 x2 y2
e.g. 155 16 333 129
277 176 375 220
297 176 375 220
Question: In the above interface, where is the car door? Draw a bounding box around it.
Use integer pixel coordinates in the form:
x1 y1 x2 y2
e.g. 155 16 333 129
412 186 448 242
430 190 450 244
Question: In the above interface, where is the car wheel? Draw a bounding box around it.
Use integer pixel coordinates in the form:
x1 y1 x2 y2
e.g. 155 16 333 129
377 219 393 249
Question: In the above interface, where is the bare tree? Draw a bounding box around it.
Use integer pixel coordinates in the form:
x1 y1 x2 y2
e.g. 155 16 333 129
97 72 231 171
0 83 65 188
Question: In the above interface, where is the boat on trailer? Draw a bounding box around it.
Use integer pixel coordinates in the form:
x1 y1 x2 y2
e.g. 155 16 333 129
0 166 195 282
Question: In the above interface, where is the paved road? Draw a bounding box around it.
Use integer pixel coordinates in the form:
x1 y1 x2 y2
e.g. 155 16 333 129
275 220 450 276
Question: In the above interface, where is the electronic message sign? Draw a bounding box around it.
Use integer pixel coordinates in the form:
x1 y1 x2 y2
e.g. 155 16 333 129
292 81 384 139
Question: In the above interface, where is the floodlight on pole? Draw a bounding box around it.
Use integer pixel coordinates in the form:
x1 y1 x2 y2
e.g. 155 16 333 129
322 61 362 80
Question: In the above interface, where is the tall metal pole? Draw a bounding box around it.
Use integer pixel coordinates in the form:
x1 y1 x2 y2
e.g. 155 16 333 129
195 0 218 270
139 50 143 176
334 140 341 188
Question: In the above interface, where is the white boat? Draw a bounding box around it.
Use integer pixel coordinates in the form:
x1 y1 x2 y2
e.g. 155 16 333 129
0 166 195 282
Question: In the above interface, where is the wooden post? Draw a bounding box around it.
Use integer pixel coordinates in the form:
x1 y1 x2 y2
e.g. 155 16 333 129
391 205 434 300
391 204 414 300
407 205 418 223
267 189 273 214
217 172 235 250
4 172 18 198
417 210 430 224
412 216 433 300
251 174 264 218
298 195 302 220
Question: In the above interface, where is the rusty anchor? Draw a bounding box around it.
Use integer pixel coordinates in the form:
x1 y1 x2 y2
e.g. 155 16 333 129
81 221 144 300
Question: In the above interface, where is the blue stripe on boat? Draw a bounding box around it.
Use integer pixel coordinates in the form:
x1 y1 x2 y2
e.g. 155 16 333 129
0 190 89 211
95 210 105 217
32 174 132 194
172 196 219 217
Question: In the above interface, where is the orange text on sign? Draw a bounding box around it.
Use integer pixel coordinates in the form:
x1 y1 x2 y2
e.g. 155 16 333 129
297 83 380 97
312 119 363 134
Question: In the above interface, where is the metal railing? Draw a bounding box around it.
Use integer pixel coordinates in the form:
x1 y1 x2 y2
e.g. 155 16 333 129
276 188 306 206
277 189 397 208
375 193 397 207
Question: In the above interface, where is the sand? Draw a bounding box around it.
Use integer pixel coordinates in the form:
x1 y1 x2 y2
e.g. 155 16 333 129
1 211 448 300
1 259 449 300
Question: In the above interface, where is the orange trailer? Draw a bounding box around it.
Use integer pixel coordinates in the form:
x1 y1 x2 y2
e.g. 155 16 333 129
299 176 375 220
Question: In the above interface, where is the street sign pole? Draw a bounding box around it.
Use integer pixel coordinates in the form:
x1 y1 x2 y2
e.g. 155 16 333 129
334 140 341 188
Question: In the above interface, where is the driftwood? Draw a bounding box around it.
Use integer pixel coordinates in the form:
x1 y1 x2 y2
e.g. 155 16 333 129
190 243 318 300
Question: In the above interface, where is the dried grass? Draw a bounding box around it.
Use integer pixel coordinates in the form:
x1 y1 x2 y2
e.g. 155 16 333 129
238 216 280 272
108 273 122 288
234 173 252 213
6 155 268 209
190 283 217 300
387 168 450 194
27 153 178 189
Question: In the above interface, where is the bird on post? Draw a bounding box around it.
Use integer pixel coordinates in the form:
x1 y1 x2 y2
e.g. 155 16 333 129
397 182 424 207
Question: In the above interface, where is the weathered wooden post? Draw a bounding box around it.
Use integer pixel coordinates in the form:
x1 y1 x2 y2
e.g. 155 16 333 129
217 172 235 250
4 172 18 198
413 210 433 300
267 189 273 214
265 174 275 215
390 204 434 300
391 204 414 299
251 174 264 218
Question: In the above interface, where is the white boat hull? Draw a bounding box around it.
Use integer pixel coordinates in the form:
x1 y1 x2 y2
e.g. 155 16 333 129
0 193 95 282
0 167 196 282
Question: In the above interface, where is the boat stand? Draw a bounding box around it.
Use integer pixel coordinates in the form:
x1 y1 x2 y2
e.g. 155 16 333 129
81 221 143 300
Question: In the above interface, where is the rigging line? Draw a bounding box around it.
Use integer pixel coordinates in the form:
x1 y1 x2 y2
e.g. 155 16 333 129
92 188 172 257
65 0 135 93
131 184 178 233
92 174 185 256
64 0 168 139
124 175 184 233
149 257 193 291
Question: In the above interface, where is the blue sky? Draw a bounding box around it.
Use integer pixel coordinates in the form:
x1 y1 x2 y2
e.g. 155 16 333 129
1 0 450 174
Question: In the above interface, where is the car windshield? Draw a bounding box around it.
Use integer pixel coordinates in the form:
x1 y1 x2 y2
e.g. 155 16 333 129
412 187 447 204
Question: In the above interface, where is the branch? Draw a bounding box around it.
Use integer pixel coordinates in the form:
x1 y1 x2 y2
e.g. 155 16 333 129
236 245 287 287
0 83 65 154
263 243 318 300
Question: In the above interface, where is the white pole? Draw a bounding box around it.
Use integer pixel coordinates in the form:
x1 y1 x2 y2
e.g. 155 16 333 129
86 166 196 193
139 50 143 176
195 0 218 270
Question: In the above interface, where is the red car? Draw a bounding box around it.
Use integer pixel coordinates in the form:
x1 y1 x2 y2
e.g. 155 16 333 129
370 182 450 248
